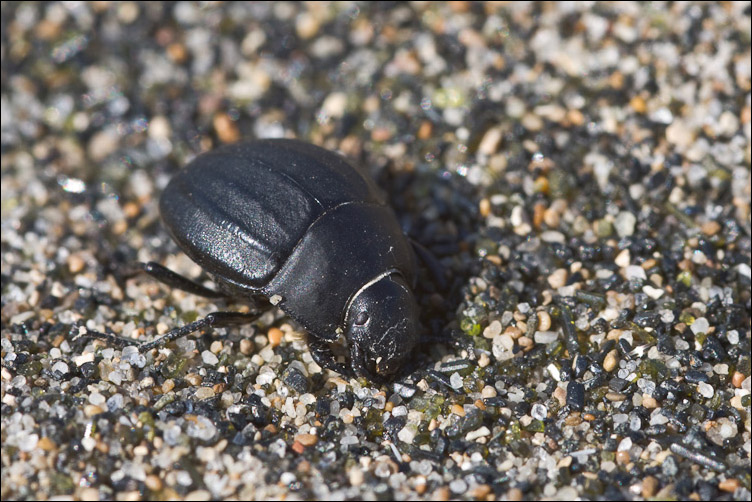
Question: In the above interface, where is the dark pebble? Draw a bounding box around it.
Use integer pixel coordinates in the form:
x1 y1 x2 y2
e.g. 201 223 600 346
583 373 607 391
79 362 98 379
163 400 188 416
227 404 250 429
617 338 633 357
438 358 473 373
337 391 355 410
393 382 417 399
558 304 581 356
603 437 618 452
444 417 463 439
675 477 693 498
245 394 272 426
39 295 60 310
282 366 311 394
662 454 679 477
657 335 676 355
701 337 727 361
645 424 667 436
572 354 588 379
315 396 330 417
460 408 483 434
13 352 30 366
425 369 454 390
559 364 573 382
684 370 710 384
383 415 406 442
697 481 718 501
514 401 531 417
566 381 585 411
593 339 616 365
482 396 508 408
69 378 88 393
659 379 688 400
592 317 608 333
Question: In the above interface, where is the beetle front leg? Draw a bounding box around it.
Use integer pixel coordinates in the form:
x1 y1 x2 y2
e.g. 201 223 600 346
141 261 225 298
308 337 353 378
74 311 266 353
348 343 387 383
418 329 474 356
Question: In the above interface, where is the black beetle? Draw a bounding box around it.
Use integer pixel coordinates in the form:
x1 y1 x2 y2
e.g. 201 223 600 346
81 139 441 381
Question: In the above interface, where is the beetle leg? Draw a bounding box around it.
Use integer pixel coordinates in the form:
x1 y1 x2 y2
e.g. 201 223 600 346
75 311 265 353
69 324 140 348
409 240 448 292
418 329 474 355
308 337 353 378
138 311 265 352
141 261 225 298
349 343 387 383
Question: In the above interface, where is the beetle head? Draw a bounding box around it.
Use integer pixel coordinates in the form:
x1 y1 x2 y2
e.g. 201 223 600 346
345 274 418 380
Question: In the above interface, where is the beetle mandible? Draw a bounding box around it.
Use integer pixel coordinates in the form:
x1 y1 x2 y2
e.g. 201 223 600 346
82 139 439 381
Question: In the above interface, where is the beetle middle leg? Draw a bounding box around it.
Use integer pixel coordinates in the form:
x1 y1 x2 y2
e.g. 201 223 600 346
410 240 448 291
140 261 225 298
74 311 268 353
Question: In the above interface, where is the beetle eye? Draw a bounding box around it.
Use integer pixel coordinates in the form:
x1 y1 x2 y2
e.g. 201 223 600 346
354 312 369 326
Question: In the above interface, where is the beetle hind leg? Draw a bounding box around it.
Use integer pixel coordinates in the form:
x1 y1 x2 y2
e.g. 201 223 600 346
141 261 225 298
139 311 264 352
74 311 267 353
70 324 144 349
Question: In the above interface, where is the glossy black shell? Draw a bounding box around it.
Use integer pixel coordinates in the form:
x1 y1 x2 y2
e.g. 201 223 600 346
160 139 417 341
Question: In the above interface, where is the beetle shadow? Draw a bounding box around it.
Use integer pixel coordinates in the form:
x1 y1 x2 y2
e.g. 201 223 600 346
376 165 484 379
